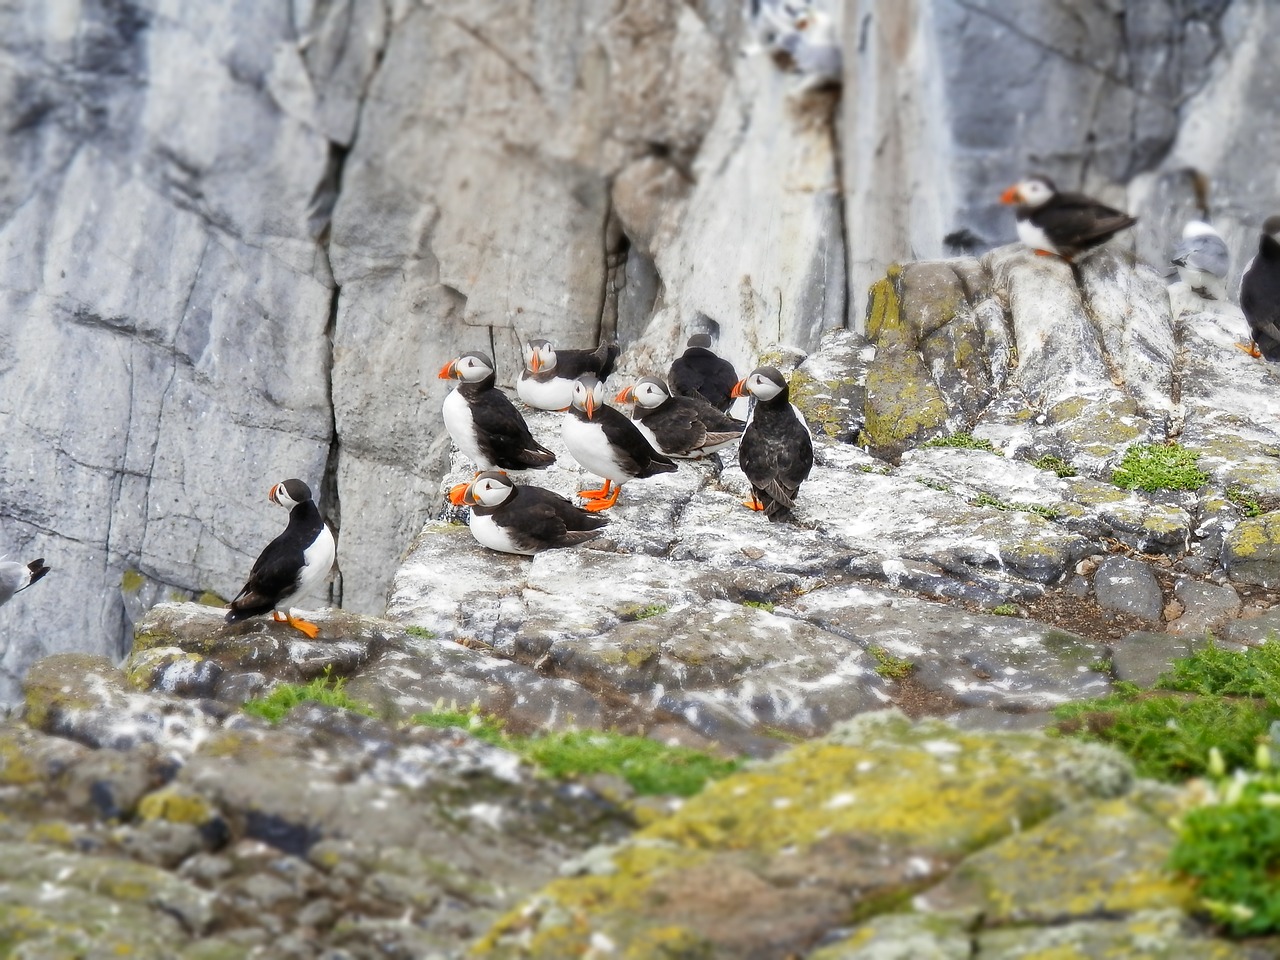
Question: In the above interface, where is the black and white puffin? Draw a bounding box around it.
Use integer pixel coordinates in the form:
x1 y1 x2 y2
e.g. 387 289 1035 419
440 352 555 471
562 374 677 512
999 176 1137 261
226 479 336 639
667 334 739 412
1239 215 1280 361
516 339 620 411
0 557 50 607
732 366 813 523
615 376 744 460
454 471 609 555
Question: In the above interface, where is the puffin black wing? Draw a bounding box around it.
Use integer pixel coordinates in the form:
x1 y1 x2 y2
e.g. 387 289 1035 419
669 345 739 412
226 529 309 622
497 485 609 551
596 405 678 478
1034 193 1138 252
466 378 556 469
740 403 814 523
555 342 620 381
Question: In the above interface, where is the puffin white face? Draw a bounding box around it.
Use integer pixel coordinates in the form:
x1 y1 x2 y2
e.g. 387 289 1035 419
1001 177 1056 208
631 378 670 409
526 339 557 374
571 375 606 418
464 472 516 507
734 368 786 402
270 478 311 509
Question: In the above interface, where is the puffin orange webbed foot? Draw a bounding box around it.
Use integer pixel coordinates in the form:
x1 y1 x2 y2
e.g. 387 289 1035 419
286 614 321 640
742 496 765 512
1234 341 1264 359
583 486 621 512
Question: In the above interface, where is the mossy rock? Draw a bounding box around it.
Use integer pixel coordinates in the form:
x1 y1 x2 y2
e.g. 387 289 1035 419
22 654 125 734
1222 512 1280 588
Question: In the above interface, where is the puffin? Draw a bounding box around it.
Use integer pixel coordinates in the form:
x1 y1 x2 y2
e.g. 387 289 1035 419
440 352 555 471
615 377 744 460
1239 215 1280 361
732 366 813 523
999 176 1137 261
226 479 336 639
667 334 739 412
1171 220 1229 301
561 374 677 512
0 557 49 607
516 338 620 411
453 471 609 555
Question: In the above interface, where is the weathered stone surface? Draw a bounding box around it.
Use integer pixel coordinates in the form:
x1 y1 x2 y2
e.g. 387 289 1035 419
1223 609 1280 647
1094 556 1166 622
978 910 1254 960
1222 512 1280 589
1169 579 1242 638
1111 631 1196 689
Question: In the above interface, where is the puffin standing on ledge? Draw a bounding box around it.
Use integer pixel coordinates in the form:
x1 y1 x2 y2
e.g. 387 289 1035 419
454 471 609 555
1240 215 1280 361
1000 176 1137 261
517 338 620 411
226 479 335 639
615 377 744 460
733 366 813 523
0 557 50 607
440 352 556 471
562 374 677 512
667 334 739 413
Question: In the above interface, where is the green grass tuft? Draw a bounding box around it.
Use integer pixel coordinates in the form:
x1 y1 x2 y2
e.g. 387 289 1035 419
923 433 998 454
971 492 1060 520
1110 442 1209 492
1226 487 1263 519
867 645 914 680
621 604 669 622
742 600 775 613
990 603 1020 616
916 478 953 493
411 707 507 746
405 625 437 640
1031 454 1078 478
242 670 376 724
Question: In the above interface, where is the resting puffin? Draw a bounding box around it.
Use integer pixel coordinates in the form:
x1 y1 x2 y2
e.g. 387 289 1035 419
440 352 555 471
562 374 677 512
516 339 620 411
999 176 1137 261
226 479 335 639
0 557 49 607
667 334 739 412
733 366 813 523
1171 220 1230 301
615 377 744 459
1239 215 1280 361
456 471 609 555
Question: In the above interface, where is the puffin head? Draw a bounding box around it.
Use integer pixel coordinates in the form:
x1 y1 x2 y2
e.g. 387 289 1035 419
1263 215 1280 244
615 377 670 409
463 471 516 508
685 333 714 351
1181 220 1221 241
270 478 312 508
1000 175 1056 208
523 338 556 374
571 374 606 420
439 352 495 383
731 366 788 402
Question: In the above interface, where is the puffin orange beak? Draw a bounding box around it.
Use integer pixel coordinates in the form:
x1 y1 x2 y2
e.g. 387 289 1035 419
448 481 471 506
530 354 542 373
615 386 634 404
584 392 596 420
269 483 279 503
438 359 457 379
999 185 1020 205
730 378 748 399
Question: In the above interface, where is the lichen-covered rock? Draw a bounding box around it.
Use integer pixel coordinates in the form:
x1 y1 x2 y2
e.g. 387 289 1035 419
1222 512 1280 589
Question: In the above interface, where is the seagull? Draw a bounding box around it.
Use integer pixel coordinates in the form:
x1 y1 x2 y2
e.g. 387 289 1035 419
1171 220 1229 301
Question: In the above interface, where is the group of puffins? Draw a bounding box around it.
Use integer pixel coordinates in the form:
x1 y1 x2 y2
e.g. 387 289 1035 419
437 335 814 558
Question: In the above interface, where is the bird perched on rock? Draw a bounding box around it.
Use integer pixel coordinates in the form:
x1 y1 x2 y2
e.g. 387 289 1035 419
667 334 739 413
1239 215 1280 361
0 557 50 607
450 471 608 556
562 374 677 512
615 377 744 460
1000 176 1137 261
440 352 555 471
517 338 620 411
733 366 813 523
226 479 335 639
1171 220 1230 301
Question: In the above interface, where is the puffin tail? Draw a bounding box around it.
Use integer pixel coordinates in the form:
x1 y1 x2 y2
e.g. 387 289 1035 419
519 445 557 469
595 341 621 381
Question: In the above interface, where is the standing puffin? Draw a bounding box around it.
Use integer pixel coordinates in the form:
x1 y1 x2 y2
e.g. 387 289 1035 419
517 339 620 411
562 374 677 512
667 334 739 412
453 471 609 555
733 366 813 523
226 479 336 639
440 352 555 471
0 557 50 607
999 176 1137 261
1171 220 1230 301
1239 215 1280 361
615 377 744 460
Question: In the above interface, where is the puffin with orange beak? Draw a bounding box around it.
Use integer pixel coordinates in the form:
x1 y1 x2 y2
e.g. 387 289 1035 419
455 471 608 555
440 351 555 472
999 175 1136 261
226 479 336 639
615 376 743 460
516 338 620 411
562 374 677 512
733 366 813 523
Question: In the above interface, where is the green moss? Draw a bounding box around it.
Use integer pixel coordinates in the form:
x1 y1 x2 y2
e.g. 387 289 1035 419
1032 454 1078 478
741 600 775 613
620 604 668 622
137 787 216 826
991 604 1020 617
0 735 39 786
923 433 998 454
1111 443 1209 492
196 591 225 607
120 569 145 593
916 478 952 493
411 706 508 746
241 669 376 724
405 625 437 640
1226 487 1263 518
867 645 913 680
971 491 1061 520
